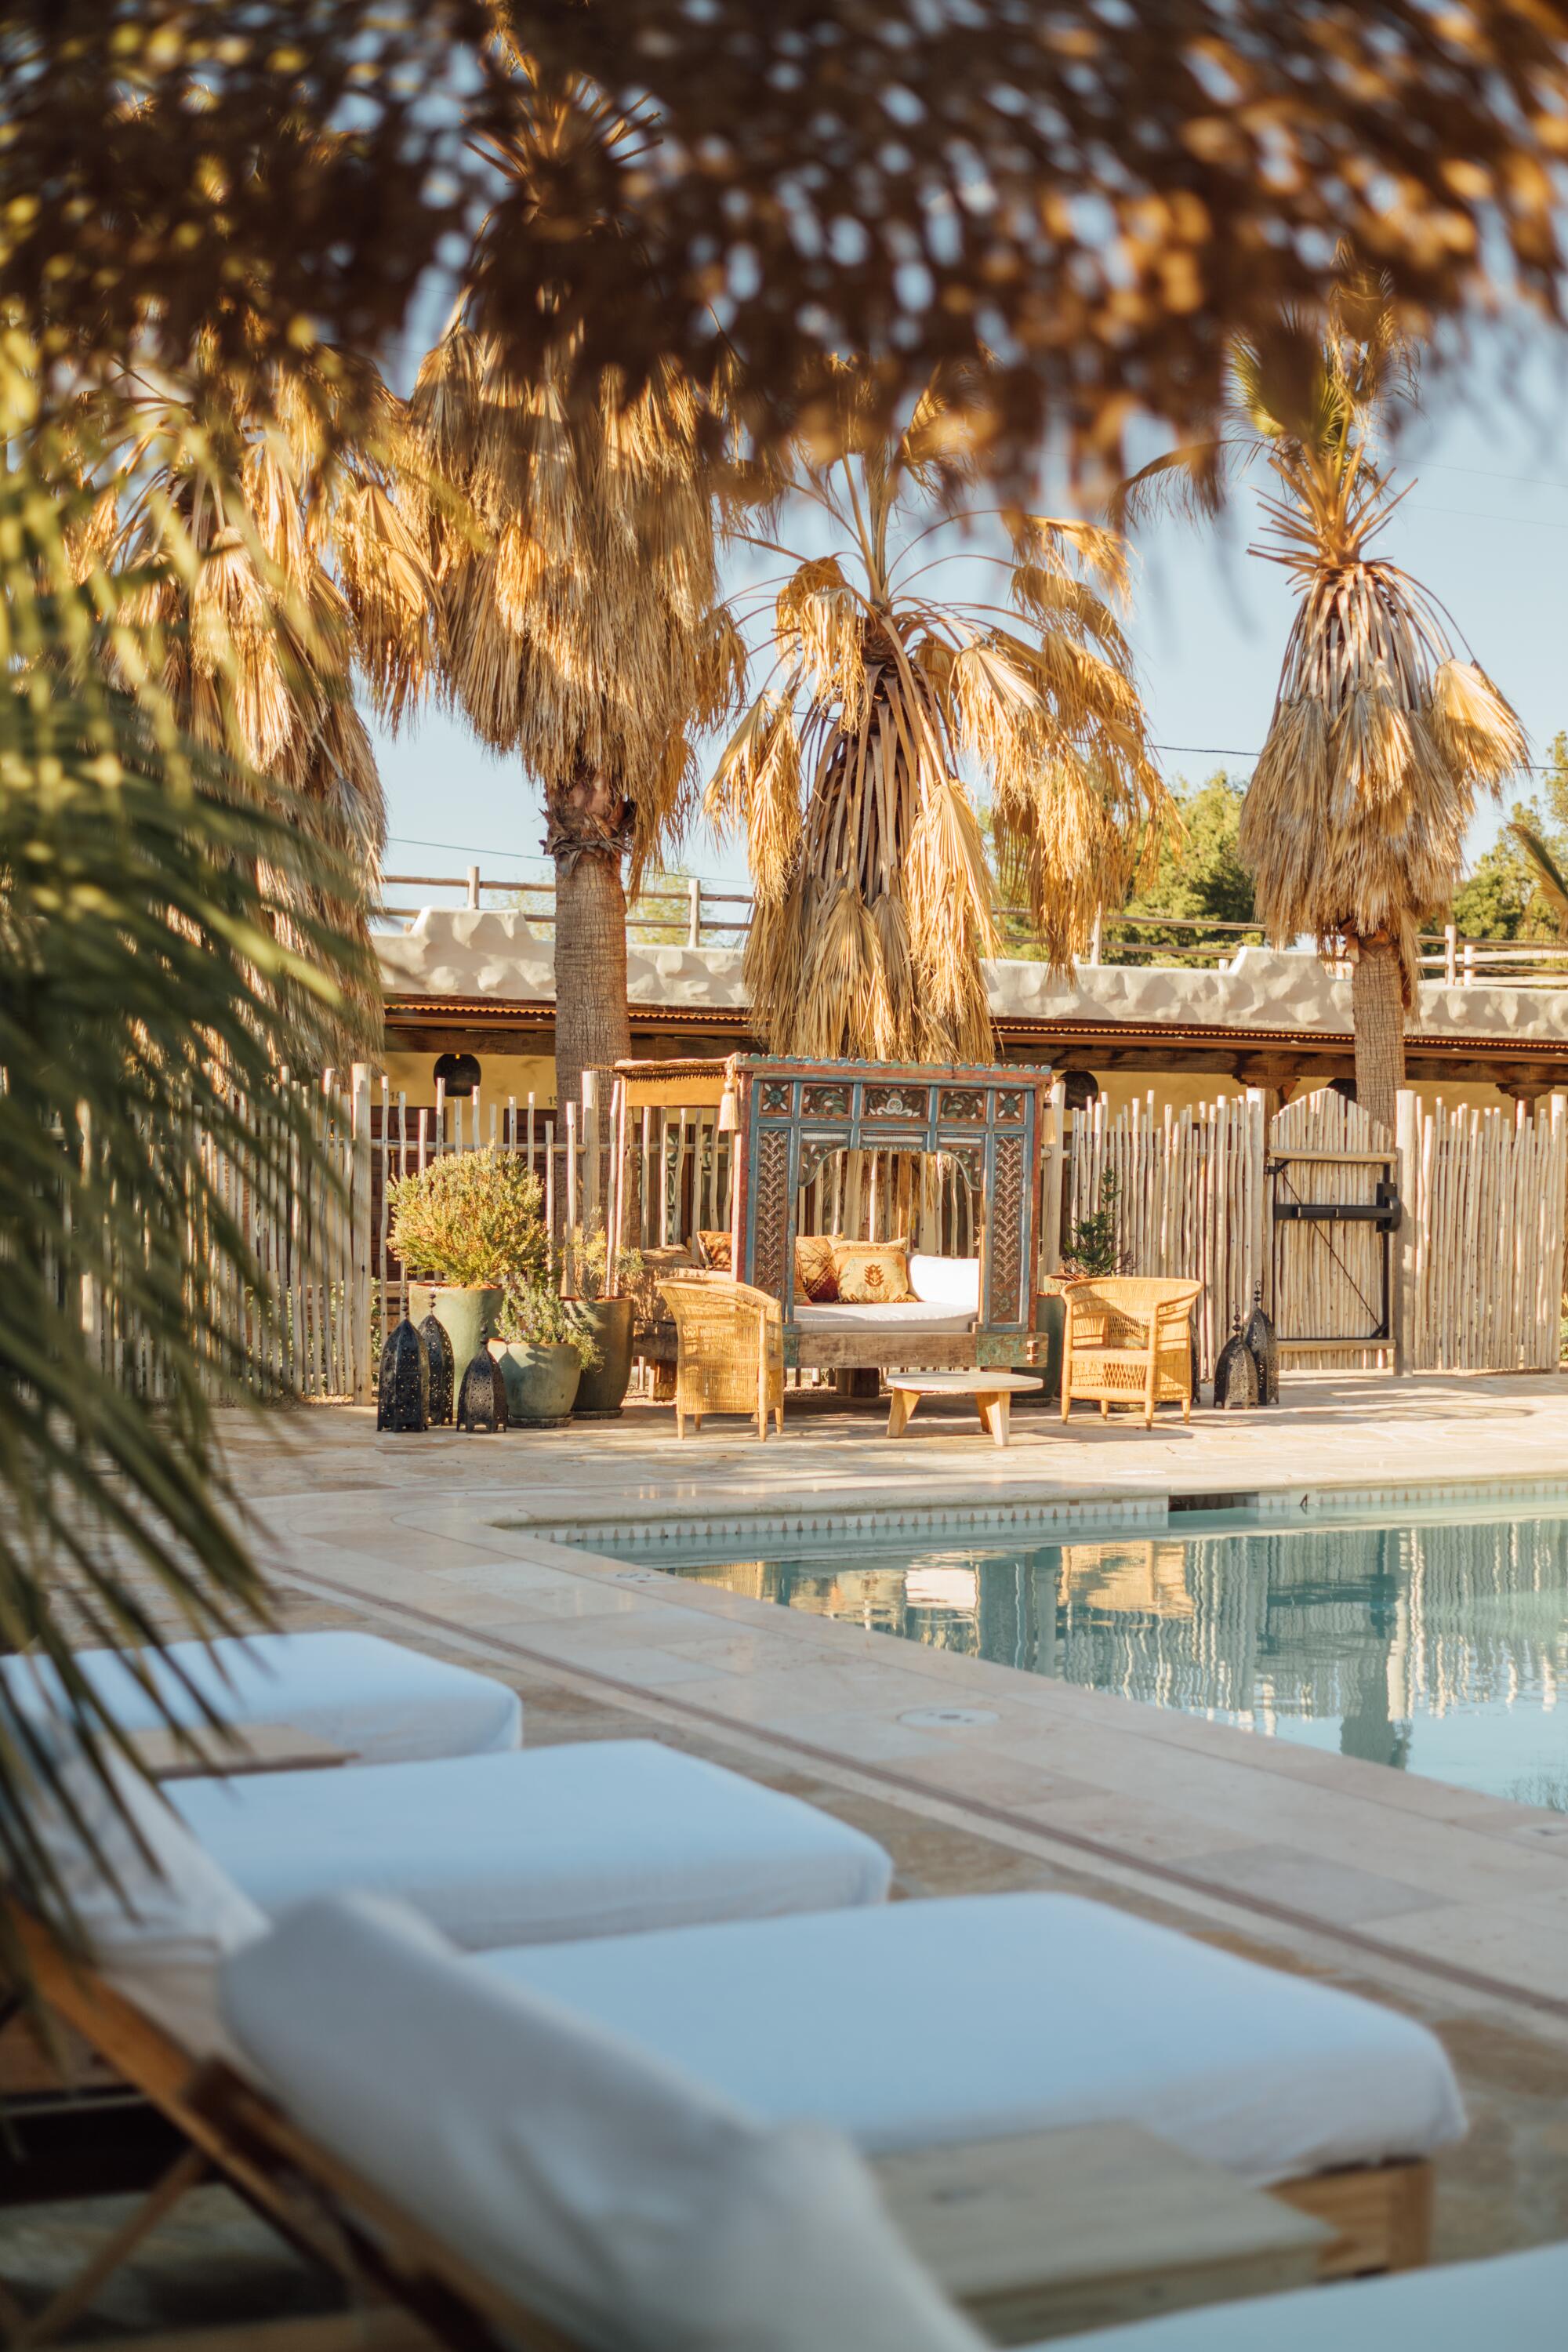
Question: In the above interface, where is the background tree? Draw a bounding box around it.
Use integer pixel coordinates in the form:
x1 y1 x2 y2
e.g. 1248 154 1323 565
1111 772 1256 967
78 345 426 1022
398 71 742 1110
1123 280 1528 1134
710 366 1167 1062
1448 734 1568 942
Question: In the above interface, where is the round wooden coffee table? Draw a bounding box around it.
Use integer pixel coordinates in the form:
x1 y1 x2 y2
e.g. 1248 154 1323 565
884 1370 1045 1449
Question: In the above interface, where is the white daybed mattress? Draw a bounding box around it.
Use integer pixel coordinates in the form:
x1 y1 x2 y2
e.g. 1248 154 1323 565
481 1892 1465 2183
173 1739 892 1947
791 1303 976 1333
0 1631 523 1764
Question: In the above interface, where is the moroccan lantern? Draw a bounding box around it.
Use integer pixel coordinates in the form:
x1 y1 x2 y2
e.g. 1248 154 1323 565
456 1348 510 1432
1213 1312 1260 1410
420 1312 456 1426
1243 1280 1279 1406
376 1318 428 1433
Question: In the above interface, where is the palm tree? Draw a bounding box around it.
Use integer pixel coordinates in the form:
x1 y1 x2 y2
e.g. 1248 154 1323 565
78 341 427 1017
1122 279 1527 1136
0 378 376 1961
709 366 1166 1062
394 64 742 1114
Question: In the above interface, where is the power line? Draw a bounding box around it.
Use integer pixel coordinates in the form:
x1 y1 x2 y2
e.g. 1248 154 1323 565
1155 742 1566 771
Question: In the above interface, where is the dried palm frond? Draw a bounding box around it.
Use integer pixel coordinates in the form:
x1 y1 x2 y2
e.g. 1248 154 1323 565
1509 821 1568 938
708 363 1167 1061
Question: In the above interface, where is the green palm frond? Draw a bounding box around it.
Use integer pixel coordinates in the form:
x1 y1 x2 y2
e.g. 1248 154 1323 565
0 393 376 1974
1508 819 1568 936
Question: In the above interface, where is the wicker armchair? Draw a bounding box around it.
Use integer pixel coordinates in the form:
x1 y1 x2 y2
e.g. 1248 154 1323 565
660 1277 785 1441
1060 1277 1203 1427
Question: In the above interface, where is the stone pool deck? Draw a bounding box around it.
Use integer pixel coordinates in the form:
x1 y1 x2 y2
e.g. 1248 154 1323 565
7 1370 1568 2331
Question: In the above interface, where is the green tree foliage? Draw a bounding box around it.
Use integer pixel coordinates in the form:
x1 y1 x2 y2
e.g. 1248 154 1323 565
1113 772 1258 965
1448 735 1568 942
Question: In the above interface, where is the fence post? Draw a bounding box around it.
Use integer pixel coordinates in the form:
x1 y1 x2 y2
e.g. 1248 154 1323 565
581 1069 601 1227
1087 910 1103 966
350 1065 373 1399
1444 923 1457 985
1041 1079 1067 1282
466 864 481 909
1244 1087 1268 1312
1393 1087 1419 1376
687 877 702 947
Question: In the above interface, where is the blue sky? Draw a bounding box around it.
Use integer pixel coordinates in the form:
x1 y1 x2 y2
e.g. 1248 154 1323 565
371 328 1568 907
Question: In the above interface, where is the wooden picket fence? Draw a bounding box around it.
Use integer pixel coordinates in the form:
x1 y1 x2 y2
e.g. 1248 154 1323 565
187 1069 1568 1400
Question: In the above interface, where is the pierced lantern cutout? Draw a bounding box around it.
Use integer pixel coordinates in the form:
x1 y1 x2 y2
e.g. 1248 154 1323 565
421 1312 455 1426
376 1318 428 1432
1213 1312 1260 1410
1243 1280 1279 1406
456 1348 509 1432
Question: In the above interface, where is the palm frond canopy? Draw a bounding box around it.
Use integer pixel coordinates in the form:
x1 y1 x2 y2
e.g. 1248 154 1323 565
1226 282 1527 993
708 365 1167 1062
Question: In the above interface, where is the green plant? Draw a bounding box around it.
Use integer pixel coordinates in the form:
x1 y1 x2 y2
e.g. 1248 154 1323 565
1061 1169 1125 1279
387 1149 546 1287
566 1219 645 1302
498 1276 600 1369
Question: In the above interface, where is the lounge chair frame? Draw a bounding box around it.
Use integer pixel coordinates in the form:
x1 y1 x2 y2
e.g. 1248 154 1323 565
0 1903 1433 2346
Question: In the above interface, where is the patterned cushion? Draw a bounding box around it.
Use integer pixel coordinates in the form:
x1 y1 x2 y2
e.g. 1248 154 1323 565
794 1234 840 1305
832 1240 914 1305
697 1229 734 1272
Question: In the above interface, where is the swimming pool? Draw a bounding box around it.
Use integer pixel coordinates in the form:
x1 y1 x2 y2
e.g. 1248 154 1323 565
636 1510 1568 1806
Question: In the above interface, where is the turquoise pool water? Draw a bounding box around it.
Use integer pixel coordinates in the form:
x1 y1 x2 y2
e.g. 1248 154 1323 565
643 1510 1568 1805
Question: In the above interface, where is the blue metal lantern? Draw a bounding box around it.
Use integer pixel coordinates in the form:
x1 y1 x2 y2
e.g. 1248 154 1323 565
420 1312 455 1426
456 1348 509 1432
376 1318 428 1432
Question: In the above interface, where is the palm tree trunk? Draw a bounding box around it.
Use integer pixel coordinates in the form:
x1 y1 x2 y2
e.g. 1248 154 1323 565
1351 931 1403 1140
546 753 633 1120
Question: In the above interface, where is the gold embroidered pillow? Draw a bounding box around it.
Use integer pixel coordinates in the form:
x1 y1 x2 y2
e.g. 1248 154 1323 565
832 1239 913 1305
697 1229 733 1272
794 1233 840 1304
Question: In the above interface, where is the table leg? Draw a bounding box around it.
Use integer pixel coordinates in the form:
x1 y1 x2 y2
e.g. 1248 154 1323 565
887 1388 916 1439
976 1392 1010 1448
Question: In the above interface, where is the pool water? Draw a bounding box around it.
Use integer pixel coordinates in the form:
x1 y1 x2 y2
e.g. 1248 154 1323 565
645 1512 1568 1806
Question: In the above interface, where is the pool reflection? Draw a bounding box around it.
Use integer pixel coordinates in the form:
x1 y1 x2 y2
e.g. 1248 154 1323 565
671 1518 1568 1795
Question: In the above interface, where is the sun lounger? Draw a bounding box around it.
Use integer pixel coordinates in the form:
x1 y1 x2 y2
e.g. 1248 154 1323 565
0 1630 524 1765
477 1892 1465 2270
2 1884 1550 2352
167 1737 893 1947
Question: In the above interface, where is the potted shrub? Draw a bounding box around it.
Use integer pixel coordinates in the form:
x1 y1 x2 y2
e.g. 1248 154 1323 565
389 1148 546 1378
562 1222 645 1417
493 1276 598 1425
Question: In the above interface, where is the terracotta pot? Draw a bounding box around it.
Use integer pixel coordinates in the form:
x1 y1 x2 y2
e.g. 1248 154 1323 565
408 1284 503 1385
567 1298 635 1417
491 1339 581 1426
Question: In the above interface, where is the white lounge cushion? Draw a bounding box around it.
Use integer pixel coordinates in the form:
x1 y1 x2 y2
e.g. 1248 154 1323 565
1034 2243 1568 2352
792 1301 976 1333
908 1254 981 1313
482 1893 1465 2183
16 1743 264 2060
222 1893 979 2352
172 1739 892 1948
0 1631 522 1765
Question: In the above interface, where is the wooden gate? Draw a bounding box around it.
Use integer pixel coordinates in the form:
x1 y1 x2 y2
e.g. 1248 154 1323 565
1269 1093 1399 1371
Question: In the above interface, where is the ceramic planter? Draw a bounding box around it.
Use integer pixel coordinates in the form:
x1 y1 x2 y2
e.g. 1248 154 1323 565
567 1297 635 1417
492 1339 581 1426
408 1283 503 1383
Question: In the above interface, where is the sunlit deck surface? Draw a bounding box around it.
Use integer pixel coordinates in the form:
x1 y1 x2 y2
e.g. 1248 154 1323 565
10 1370 1568 2328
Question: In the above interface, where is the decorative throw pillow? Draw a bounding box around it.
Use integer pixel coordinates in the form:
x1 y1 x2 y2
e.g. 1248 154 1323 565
794 1233 840 1305
832 1239 914 1305
696 1229 733 1272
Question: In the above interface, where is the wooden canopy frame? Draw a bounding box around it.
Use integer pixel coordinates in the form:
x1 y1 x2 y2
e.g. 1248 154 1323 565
727 1057 1053 1370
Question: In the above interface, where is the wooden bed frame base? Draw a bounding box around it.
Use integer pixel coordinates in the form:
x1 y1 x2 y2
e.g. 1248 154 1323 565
1276 2158 1433 2277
